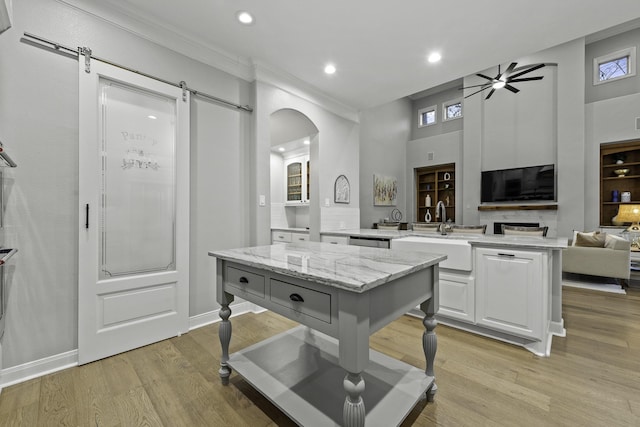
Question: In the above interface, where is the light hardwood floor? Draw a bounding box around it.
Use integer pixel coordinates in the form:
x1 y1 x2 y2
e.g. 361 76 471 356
1 286 639 426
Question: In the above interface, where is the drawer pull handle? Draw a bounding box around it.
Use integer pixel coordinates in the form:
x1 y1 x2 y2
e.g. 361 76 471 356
289 293 304 302
497 253 515 257
239 277 249 284
298 237 305 241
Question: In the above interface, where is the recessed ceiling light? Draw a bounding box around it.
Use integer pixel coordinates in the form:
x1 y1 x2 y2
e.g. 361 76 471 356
236 11 254 25
303 139 310 145
147 115 157 120
324 64 336 75
278 147 285 152
427 52 441 63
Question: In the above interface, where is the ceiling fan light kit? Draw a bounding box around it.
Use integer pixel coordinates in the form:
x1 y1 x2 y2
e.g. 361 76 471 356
462 62 545 100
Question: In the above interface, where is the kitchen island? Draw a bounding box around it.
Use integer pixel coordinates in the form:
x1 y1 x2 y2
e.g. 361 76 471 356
209 242 444 427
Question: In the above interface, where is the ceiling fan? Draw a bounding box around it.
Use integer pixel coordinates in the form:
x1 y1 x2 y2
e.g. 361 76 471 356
462 62 545 100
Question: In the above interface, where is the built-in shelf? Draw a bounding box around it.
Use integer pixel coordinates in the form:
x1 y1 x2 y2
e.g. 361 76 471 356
600 140 640 226
478 204 558 211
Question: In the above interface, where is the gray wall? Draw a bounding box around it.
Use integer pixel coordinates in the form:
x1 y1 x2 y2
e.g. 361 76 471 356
359 99 412 226
0 0 251 368
252 79 360 244
586 27 640 104
411 86 464 141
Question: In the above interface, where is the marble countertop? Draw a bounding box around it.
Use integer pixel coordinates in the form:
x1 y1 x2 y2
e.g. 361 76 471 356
321 229 568 249
271 227 309 233
209 241 446 293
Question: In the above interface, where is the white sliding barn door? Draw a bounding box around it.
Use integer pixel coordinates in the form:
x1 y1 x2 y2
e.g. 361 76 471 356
78 60 189 364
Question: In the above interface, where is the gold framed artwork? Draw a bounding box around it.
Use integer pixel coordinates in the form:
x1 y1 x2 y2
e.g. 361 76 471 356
373 174 397 206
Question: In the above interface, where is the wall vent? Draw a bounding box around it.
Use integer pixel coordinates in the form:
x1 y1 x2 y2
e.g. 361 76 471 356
636 117 640 130
427 152 434 161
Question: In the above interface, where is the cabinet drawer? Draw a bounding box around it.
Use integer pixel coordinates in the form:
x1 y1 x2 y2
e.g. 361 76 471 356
226 266 265 299
291 232 309 242
270 279 331 323
272 231 292 243
320 235 348 245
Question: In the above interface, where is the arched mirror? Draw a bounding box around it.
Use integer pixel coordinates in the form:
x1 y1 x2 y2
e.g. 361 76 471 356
269 109 319 235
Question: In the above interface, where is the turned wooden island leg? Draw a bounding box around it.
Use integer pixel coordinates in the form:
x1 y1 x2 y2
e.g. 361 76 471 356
421 301 438 402
218 301 233 385
343 372 365 427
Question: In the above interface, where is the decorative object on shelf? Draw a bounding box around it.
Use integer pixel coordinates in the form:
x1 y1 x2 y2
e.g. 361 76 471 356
390 208 403 222
445 195 450 206
443 172 451 181
373 174 397 206
425 194 431 207
612 190 620 202
334 174 350 204
425 209 432 222
617 204 640 231
614 153 626 164
460 62 546 100
614 168 630 177
622 191 632 203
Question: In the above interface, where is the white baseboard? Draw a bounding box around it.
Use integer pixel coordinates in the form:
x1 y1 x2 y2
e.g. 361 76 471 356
0 350 78 390
1 303 267 390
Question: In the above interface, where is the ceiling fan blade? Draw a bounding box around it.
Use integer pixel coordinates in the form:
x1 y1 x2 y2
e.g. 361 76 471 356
460 83 493 89
464 86 491 99
508 63 545 80
476 73 495 81
508 76 544 83
504 84 520 93
504 62 518 76
485 88 496 100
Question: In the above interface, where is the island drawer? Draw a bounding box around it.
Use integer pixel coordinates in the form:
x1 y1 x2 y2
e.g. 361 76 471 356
226 266 265 299
270 279 331 323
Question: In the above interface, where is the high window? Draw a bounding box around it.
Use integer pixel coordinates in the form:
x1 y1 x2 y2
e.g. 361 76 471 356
443 99 462 121
418 105 436 127
593 47 636 85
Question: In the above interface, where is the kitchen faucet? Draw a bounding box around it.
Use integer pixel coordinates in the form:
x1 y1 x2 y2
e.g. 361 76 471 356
436 201 447 234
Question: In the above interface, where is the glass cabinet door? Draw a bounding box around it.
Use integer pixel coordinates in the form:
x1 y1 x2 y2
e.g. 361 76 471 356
287 161 302 201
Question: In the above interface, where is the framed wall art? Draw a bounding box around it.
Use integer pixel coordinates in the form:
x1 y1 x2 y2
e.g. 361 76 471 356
334 174 350 204
373 174 397 206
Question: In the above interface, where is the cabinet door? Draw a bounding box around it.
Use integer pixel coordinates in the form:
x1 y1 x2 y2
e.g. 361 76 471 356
438 272 475 323
285 159 303 202
475 248 543 339
284 155 309 204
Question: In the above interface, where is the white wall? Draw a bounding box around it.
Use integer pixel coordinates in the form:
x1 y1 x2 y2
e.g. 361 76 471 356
359 99 412 227
252 77 360 244
0 0 250 369
462 39 586 237
406 131 463 223
585 92 640 229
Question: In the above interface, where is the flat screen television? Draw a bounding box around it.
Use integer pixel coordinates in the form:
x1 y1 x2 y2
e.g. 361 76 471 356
481 164 555 203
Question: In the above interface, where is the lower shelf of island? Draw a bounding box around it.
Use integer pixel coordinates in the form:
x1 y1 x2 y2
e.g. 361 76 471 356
228 325 434 427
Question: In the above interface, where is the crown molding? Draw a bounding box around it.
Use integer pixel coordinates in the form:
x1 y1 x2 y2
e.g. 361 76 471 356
253 60 359 123
56 0 254 81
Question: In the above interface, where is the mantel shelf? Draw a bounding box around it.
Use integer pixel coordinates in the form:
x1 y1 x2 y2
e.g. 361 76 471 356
478 204 558 211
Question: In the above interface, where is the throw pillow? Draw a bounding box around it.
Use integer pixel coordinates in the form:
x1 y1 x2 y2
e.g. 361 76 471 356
571 230 599 246
575 231 606 248
604 233 630 250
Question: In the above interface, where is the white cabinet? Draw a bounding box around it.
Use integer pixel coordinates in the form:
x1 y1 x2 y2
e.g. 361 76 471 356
290 231 309 243
272 231 291 244
438 272 475 323
272 230 309 244
475 247 544 340
285 155 310 205
320 235 348 245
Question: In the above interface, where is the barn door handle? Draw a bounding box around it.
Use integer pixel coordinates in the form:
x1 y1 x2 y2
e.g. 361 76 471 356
85 204 89 229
